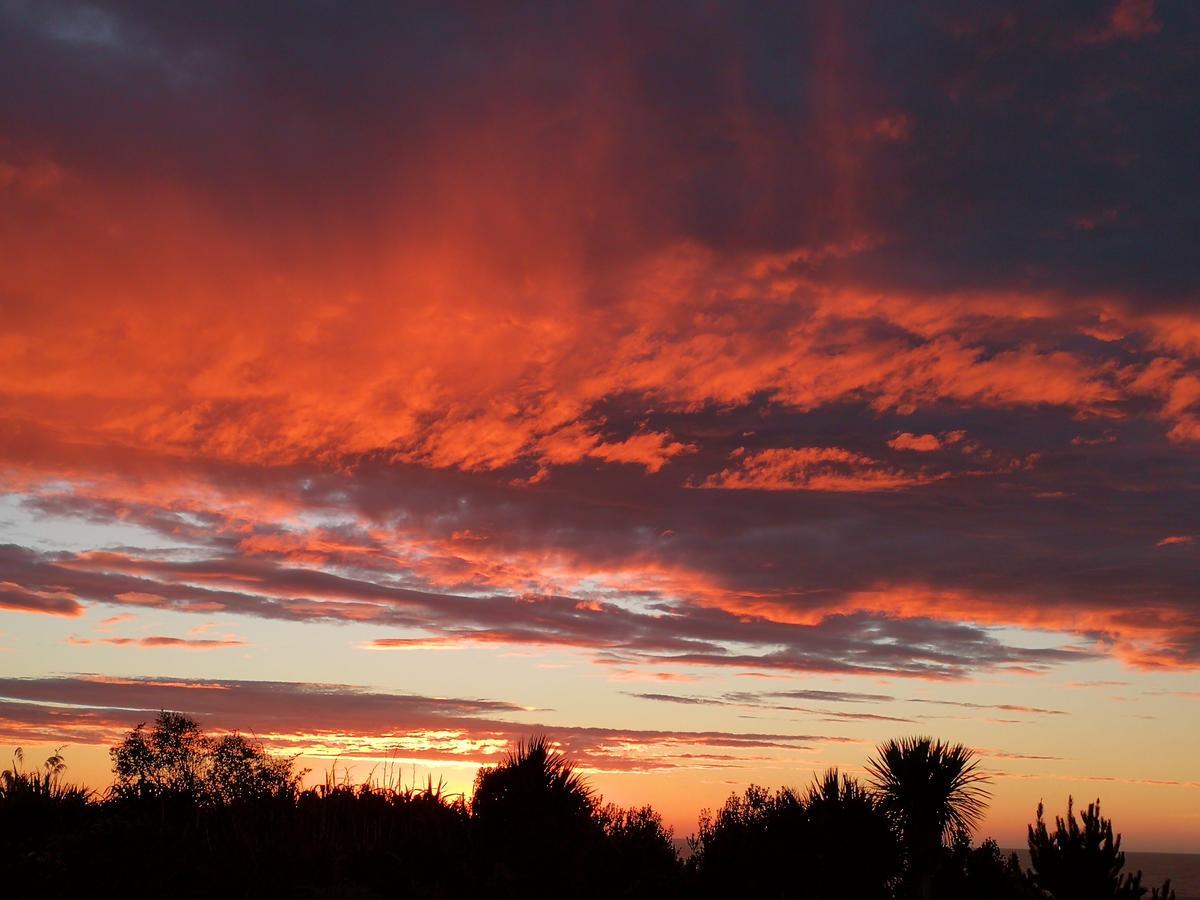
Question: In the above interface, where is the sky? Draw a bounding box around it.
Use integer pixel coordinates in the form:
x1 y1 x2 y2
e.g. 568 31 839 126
0 0 1198 852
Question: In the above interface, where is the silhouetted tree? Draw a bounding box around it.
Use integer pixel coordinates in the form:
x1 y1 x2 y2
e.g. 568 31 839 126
110 711 209 799
1027 797 1175 900
867 736 991 900
687 771 899 899
109 711 300 805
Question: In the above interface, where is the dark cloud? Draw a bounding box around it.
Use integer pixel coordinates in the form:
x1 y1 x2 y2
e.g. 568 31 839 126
0 674 849 772
2 0 1195 299
0 542 1092 679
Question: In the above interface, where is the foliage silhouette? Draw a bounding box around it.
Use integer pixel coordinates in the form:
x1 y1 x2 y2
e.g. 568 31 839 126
932 834 1034 899
0 747 93 885
109 710 207 798
598 802 684 898
803 768 902 900
470 734 680 896
1027 797 1176 900
0 726 1185 899
2 747 91 806
688 783 807 896
472 734 595 826
109 710 301 805
867 735 991 899
687 770 901 899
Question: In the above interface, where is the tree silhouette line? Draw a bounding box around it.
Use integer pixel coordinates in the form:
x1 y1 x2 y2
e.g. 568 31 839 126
0 712 1178 899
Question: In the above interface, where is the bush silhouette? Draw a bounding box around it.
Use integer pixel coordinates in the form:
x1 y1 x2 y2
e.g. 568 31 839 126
687 771 900 899
933 834 1033 899
803 768 901 899
597 802 684 897
688 783 806 896
1027 797 1175 900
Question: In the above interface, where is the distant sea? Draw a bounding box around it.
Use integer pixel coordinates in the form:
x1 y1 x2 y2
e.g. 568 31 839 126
671 841 1199 898
1009 850 1200 900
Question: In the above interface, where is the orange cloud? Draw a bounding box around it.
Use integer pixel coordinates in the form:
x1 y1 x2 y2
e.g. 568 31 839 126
1157 536 1194 548
701 447 946 492
888 432 943 452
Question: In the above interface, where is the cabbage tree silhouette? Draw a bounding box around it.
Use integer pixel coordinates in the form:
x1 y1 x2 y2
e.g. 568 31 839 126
471 734 594 824
1027 797 1176 900
867 736 990 900
471 735 607 893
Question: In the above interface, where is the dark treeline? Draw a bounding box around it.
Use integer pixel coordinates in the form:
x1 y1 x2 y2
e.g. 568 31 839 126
0 712 1179 899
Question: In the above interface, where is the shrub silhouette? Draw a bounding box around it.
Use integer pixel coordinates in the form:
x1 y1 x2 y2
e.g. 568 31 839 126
597 802 684 898
803 768 901 900
933 834 1033 899
292 769 471 896
867 736 991 900
687 771 900 899
205 732 300 804
688 783 806 896
1027 797 1176 900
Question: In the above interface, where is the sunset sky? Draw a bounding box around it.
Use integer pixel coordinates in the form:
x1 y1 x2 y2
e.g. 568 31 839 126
1 0 1198 852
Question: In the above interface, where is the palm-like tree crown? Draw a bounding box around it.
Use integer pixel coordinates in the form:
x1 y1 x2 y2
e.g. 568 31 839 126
471 735 594 826
867 735 991 849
